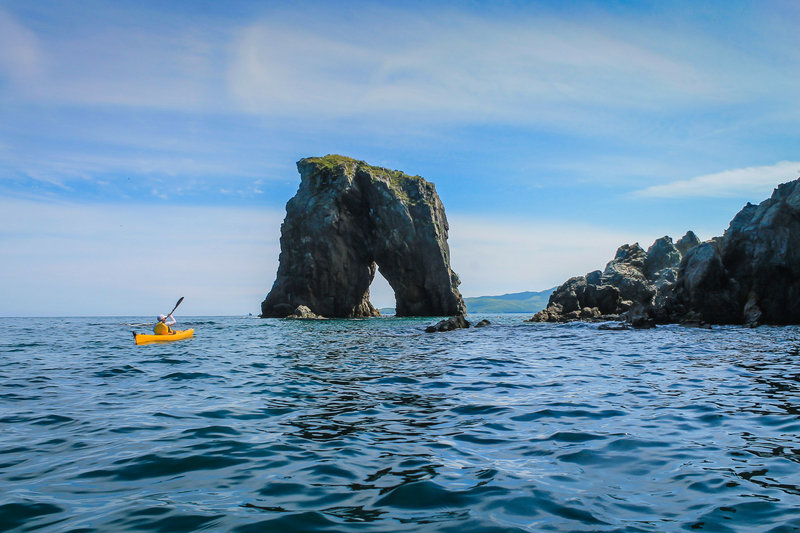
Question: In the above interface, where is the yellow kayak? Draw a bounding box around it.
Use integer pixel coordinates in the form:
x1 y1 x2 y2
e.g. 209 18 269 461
133 329 194 345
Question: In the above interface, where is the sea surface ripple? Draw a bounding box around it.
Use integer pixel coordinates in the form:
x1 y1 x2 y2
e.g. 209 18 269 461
2 316 800 531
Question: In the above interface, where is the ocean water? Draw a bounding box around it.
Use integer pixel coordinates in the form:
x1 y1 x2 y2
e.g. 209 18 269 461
2 315 800 532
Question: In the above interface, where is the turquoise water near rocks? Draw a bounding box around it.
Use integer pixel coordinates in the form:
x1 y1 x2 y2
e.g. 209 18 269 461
2 315 800 532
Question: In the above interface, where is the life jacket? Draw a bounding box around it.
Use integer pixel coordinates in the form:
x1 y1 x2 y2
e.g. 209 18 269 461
154 321 172 335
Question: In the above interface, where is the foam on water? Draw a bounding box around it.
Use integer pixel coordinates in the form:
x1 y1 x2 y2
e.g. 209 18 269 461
2 316 800 531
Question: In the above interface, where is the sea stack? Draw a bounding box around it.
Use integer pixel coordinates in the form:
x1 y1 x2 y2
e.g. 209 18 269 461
261 155 465 318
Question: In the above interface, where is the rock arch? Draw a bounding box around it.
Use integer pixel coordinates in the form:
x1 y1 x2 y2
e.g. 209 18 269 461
261 155 466 318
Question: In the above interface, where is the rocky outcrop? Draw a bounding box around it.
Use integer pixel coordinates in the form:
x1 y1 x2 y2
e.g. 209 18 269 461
670 179 800 326
529 177 800 327
425 315 470 333
261 155 465 318
286 305 324 319
528 232 699 324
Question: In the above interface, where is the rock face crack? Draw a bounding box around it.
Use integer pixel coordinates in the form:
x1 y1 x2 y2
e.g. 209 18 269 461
261 155 465 318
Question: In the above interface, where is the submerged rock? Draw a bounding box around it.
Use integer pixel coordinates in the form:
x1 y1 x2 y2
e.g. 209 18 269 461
598 323 630 331
622 303 656 329
261 155 465 318
425 315 470 333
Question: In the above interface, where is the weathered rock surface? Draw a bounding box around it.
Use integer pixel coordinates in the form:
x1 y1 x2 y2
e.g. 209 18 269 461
528 233 699 325
261 155 465 318
670 179 800 325
425 315 470 333
286 305 324 319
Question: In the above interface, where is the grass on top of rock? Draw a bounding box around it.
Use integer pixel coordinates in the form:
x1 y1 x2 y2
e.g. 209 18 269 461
304 154 363 172
306 154 427 204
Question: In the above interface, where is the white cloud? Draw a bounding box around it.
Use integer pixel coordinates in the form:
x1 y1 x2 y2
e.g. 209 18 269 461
632 161 800 199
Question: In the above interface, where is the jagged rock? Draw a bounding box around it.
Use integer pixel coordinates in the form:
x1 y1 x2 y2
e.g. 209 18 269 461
671 178 800 325
529 233 698 324
645 236 681 278
474 319 491 328
261 155 465 318
535 177 800 326
286 305 323 319
583 284 621 314
546 276 587 314
425 315 470 333
676 231 701 256
527 305 563 323
602 243 654 304
670 240 740 324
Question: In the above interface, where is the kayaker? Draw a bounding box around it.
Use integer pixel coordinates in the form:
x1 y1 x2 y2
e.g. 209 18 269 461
153 314 176 335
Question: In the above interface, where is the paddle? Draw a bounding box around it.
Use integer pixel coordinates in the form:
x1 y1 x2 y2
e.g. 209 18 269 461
133 297 185 343
166 296 184 319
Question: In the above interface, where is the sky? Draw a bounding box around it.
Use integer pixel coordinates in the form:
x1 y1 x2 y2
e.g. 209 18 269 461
1 0 798 316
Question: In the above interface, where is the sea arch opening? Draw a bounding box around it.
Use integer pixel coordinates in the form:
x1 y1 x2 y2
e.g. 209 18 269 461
369 266 396 315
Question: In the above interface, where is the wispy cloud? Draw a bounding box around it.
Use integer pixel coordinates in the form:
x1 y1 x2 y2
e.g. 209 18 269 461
0 6 229 110
0 2 798 218
227 11 720 123
632 161 800 199
0 9 44 85
2 4 767 122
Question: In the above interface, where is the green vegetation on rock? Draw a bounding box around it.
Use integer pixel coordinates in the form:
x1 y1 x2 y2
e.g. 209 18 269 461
305 154 425 203
304 154 362 171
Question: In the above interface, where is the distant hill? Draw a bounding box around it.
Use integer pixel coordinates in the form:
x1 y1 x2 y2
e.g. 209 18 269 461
463 288 556 314
377 288 556 315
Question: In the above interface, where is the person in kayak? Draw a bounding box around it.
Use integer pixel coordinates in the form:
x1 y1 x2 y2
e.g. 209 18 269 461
153 314 176 335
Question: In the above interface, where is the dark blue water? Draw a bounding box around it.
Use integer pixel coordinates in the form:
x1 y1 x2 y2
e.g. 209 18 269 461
2 316 800 532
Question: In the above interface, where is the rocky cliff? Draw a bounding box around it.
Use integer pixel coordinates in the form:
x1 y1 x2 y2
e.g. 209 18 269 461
261 155 465 318
530 177 800 327
670 178 800 326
